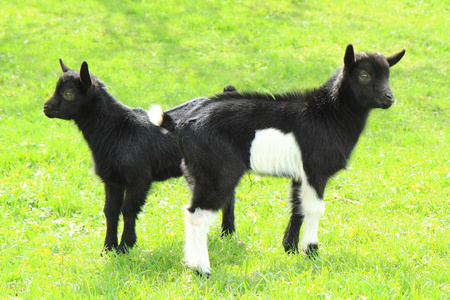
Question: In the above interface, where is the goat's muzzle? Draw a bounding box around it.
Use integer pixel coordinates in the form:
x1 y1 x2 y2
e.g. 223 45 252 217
379 93 395 109
43 100 58 118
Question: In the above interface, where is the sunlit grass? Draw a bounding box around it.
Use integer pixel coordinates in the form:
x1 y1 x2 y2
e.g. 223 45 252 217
0 0 448 298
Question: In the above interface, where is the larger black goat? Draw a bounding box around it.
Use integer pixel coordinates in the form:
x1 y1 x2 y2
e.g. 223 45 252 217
150 44 405 275
43 60 236 253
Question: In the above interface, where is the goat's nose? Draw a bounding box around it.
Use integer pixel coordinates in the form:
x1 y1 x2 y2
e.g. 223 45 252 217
385 93 394 102
43 101 53 111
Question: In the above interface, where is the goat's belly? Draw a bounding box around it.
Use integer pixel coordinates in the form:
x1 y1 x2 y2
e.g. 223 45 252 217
249 128 304 180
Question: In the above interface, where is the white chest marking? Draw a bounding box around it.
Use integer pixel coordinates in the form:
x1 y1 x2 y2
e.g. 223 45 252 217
249 128 304 181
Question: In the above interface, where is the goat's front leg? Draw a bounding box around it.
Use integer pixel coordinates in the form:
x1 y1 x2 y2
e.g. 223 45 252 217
300 181 325 257
118 183 150 253
283 181 303 253
103 183 125 252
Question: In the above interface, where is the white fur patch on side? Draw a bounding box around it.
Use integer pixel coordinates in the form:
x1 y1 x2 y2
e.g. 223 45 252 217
300 183 325 252
147 105 164 126
248 128 324 252
249 128 303 181
184 207 218 274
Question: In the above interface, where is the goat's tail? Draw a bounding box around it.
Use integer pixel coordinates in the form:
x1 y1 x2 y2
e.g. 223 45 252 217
148 105 175 132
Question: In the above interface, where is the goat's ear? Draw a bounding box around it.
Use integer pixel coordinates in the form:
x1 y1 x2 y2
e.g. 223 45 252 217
59 59 72 73
386 49 406 67
79 61 93 90
343 44 355 69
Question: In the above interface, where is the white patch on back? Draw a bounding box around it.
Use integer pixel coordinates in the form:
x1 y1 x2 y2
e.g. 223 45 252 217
249 128 303 181
147 105 163 126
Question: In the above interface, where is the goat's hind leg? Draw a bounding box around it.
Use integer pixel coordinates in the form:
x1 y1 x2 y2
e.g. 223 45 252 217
221 194 236 237
282 180 303 253
184 204 218 276
184 176 241 275
183 158 237 238
182 137 245 275
103 182 125 252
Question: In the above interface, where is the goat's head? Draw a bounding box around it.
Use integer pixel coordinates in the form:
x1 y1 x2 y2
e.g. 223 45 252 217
342 44 405 109
43 60 96 120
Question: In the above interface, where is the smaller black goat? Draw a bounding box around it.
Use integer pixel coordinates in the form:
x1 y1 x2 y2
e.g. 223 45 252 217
43 60 236 253
151 44 405 274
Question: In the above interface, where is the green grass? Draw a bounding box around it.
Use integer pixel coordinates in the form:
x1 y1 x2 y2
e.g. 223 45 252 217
1 0 449 298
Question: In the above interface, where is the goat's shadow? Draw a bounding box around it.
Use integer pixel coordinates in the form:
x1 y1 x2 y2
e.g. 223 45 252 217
100 233 337 283
101 234 245 275
101 237 394 282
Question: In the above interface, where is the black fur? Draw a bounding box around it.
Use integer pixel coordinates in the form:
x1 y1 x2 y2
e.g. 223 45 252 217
222 84 237 93
157 44 405 256
43 60 237 252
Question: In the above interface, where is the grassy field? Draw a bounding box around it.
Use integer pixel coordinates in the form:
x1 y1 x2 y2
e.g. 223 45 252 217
1 0 449 298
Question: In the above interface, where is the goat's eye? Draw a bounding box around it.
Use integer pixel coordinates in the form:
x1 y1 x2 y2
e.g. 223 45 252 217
63 90 75 100
358 71 371 82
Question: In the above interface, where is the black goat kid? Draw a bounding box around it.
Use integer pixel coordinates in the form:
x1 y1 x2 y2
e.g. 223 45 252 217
150 44 405 274
43 60 237 253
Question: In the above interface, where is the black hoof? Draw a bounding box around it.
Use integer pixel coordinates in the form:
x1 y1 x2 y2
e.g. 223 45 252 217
305 243 319 258
220 228 235 238
185 264 211 278
283 243 299 254
195 269 211 278
101 244 118 256
117 244 131 254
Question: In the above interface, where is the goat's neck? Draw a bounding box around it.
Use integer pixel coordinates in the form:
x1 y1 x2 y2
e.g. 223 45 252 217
74 91 129 152
320 78 371 151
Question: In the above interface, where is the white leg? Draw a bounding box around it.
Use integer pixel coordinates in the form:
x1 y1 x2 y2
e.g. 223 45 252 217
300 182 325 254
184 207 218 275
